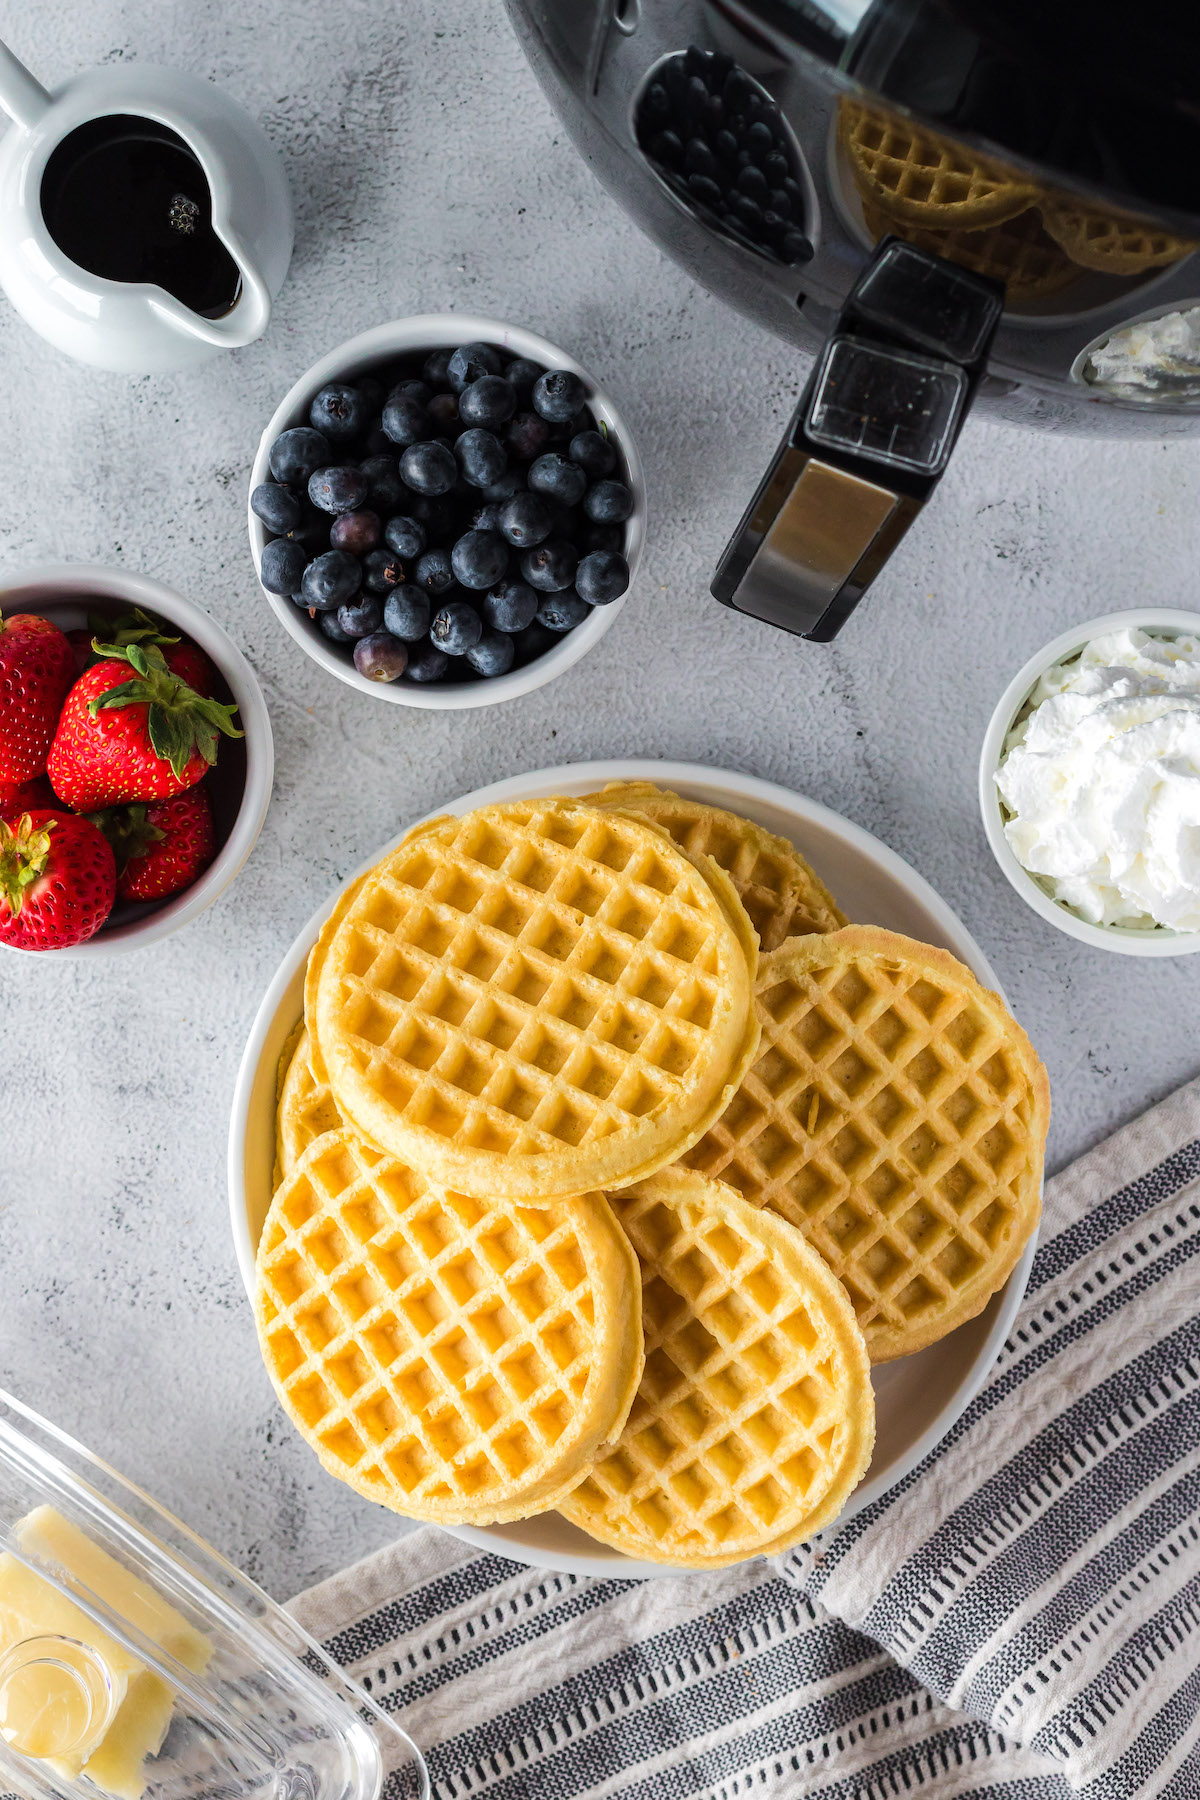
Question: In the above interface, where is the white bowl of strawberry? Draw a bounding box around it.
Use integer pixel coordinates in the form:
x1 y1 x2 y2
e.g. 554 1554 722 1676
0 565 272 954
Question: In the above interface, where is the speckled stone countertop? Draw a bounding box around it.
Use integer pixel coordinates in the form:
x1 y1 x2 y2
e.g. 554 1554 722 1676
2 0 1198 1602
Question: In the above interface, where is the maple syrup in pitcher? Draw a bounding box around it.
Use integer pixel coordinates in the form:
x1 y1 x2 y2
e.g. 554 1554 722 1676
40 114 241 317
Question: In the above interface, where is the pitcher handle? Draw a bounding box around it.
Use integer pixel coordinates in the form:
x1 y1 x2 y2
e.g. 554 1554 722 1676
0 40 49 130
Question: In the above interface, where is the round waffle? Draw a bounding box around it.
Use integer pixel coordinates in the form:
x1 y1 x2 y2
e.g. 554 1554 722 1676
305 872 369 1085
681 928 1049 1363
275 1026 341 1185
588 781 845 950
860 199 1077 301
1041 200 1198 275
255 1127 643 1524
559 1168 874 1567
840 98 1040 230
312 798 760 1200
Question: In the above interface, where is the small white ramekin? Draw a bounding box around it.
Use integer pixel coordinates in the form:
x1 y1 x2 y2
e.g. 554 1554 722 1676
0 563 273 957
247 316 645 711
979 607 1200 957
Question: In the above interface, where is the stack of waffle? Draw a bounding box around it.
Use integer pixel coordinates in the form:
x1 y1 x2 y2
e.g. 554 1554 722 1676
255 788 1049 1567
839 98 1197 299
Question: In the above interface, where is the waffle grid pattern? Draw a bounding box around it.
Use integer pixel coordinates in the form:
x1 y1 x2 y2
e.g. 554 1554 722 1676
860 199 1077 300
1042 202 1198 274
683 934 1046 1361
562 1173 872 1565
315 801 755 1193
590 783 845 950
257 1132 635 1521
277 1028 341 1179
840 99 1038 229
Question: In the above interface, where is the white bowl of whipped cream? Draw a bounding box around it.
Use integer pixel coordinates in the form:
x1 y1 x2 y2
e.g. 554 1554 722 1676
980 609 1200 955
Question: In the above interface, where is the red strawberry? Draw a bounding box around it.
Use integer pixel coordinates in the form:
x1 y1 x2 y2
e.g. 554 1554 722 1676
161 638 215 696
0 773 55 816
92 786 215 902
0 808 116 950
70 609 216 695
0 611 75 782
47 642 241 811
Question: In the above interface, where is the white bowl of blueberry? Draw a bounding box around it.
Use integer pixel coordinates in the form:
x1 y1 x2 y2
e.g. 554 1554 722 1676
247 316 645 707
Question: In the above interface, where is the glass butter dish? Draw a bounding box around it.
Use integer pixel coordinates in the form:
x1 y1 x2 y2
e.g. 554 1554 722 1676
0 1390 427 1800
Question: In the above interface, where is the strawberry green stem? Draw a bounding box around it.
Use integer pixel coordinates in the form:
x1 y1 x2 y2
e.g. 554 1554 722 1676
0 813 53 918
89 642 242 780
86 802 165 875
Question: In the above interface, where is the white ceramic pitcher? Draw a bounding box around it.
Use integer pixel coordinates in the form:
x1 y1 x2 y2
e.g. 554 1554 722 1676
0 41 293 372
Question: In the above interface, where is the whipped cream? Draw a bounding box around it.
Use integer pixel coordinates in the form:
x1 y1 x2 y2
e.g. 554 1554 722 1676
1085 307 1200 401
995 628 1200 931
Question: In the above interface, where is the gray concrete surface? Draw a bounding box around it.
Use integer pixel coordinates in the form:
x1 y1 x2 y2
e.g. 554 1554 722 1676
2 0 1199 1602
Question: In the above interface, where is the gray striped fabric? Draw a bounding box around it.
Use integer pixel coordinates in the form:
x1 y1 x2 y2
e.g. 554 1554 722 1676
290 1077 1200 1800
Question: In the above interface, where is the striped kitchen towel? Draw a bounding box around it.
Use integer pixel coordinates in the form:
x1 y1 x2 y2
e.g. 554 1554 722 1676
290 1075 1200 1800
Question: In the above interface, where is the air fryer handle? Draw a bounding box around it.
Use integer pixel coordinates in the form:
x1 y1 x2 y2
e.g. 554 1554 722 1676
712 238 1005 642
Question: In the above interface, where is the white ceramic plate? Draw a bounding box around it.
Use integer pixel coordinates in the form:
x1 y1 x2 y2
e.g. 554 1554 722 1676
229 759 1036 1578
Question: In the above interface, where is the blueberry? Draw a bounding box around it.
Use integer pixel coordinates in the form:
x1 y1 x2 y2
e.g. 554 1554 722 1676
451 530 509 590
447 342 502 391
482 578 538 634
415 547 456 595
382 391 430 446
431 600 483 655
405 638 450 682
364 426 392 455
394 378 431 405
337 593 385 638
383 584 432 641
583 520 625 555
507 411 552 461
251 482 302 534
575 550 630 605
466 630 515 677
354 632 408 681
513 619 559 666
310 383 370 441
584 479 633 523
470 502 504 533
536 592 591 632
422 348 454 387
357 375 386 410
268 427 331 485
504 358 542 400
260 538 309 595
499 491 553 548
520 537 577 592
309 465 370 514
568 429 616 479
427 391 459 429
330 509 382 555
455 428 507 490
319 611 356 644
301 550 361 610
458 375 517 430
482 467 526 503
528 453 587 507
362 547 404 594
400 440 457 496
359 454 405 513
383 514 426 559
532 369 586 423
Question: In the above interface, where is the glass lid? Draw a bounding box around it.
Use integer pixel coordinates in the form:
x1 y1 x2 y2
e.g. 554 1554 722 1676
0 1391 427 1800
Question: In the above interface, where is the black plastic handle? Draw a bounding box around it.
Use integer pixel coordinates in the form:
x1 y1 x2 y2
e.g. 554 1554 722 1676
712 238 1004 640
